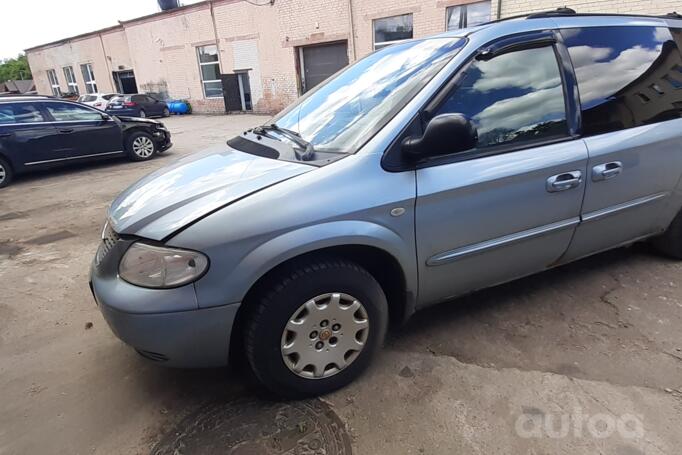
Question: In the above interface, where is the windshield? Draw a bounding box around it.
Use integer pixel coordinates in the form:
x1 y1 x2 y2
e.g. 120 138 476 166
271 37 465 155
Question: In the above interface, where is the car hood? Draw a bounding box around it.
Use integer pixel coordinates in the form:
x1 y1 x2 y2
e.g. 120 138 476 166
108 143 313 240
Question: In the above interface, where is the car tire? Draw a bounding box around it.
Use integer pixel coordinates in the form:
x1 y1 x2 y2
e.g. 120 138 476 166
162 107 170 117
126 131 157 161
0 156 13 188
652 210 682 259
244 257 388 399
139 109 146 118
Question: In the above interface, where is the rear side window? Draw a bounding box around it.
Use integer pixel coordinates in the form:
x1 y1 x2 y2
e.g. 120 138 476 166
132 95 144 102
434 45 568 149
0 103 46 124
79 95 97 102
45 102 103 121
102 94 118 100
562 26 682 136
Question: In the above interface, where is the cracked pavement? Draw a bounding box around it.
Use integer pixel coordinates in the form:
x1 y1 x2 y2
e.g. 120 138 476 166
1 115 682 454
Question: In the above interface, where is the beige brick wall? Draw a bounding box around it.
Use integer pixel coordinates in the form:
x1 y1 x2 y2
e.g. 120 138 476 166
26 32 119 96
123 3 218 112
493 0 679 19
25 0 679 115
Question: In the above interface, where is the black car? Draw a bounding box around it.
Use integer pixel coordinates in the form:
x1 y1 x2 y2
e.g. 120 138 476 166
105 94 170 118
0 96 172 188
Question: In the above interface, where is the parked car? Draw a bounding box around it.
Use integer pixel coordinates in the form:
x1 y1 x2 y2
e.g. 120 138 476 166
61 92 80 101
77 93 120 110
0 96 172 187
105 94 170 118
91 11 682 398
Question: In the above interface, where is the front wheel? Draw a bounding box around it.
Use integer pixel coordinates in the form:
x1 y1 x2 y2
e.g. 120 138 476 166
126 131 157 161
138 109 146 118
244 257 388 398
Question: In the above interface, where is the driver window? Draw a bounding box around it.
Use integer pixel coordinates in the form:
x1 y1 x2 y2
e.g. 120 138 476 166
45 102 103 122
435 45 568 148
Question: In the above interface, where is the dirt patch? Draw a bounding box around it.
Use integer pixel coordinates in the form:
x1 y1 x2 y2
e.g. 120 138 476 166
151 398 352 455
0 241 23 258
0 212 27 222
25 230 76 245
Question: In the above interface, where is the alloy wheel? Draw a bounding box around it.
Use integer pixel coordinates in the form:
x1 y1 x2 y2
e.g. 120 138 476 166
280 292 370 379
132 136 155 158
0 163 5 185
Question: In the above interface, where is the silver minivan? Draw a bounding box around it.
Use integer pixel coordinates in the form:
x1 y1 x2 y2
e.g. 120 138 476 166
91 11 682 397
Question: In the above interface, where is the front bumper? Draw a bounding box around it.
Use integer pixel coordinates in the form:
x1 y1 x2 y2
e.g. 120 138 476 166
153 129 172 151
90 244 238 368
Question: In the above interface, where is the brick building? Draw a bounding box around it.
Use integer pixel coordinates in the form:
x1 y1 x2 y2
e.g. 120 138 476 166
25 0 679 114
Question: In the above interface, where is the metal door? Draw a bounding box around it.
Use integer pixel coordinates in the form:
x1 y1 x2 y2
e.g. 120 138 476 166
221 74 242 112
299 42 349 93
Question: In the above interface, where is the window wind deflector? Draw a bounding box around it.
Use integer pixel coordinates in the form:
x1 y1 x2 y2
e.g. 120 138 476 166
476 31 557 61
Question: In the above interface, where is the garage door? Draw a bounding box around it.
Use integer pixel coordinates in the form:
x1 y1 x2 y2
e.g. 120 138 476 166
299 42 349 93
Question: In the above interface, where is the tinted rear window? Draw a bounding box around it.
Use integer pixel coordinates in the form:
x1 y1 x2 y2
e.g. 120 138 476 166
79 95 97 102
562 26 682 136
102 94 118 100
0 103 46 124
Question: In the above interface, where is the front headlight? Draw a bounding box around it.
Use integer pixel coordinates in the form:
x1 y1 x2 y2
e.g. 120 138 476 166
119 242 209 288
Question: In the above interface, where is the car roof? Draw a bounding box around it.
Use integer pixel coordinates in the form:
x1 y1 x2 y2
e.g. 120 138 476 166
0 95 51 103
434 10 682 41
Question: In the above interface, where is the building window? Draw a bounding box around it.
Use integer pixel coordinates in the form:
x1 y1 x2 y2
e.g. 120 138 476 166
46 69 61 96
446 1 491 31
373 14 413 50
197 45 222 98
80 63 97 94
63 66 79 94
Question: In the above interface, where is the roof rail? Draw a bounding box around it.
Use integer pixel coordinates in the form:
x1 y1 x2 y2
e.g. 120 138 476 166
526 7 577 19
665 12 682 19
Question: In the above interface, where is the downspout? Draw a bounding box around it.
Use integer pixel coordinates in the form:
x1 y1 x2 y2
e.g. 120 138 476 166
496 0 502 19
98 33 114 92
209 1 226 72
347 0 357 61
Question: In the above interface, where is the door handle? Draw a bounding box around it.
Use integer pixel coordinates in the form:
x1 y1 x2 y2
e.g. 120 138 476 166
592 161 623 181
59 128 75 134
546 170 583 193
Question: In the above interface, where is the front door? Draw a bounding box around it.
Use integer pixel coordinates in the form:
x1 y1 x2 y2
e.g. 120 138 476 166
559 25 682 261
221 74 242 112
41 101 122 159
415 39 588 305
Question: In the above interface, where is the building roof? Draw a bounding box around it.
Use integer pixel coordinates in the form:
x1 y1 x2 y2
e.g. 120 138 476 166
23 0 238 53
2 79 36 94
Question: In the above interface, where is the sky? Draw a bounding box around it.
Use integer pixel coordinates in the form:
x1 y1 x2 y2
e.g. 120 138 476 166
0 0 204 60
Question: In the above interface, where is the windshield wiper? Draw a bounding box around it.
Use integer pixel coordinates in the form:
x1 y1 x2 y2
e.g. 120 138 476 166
253 124 316 161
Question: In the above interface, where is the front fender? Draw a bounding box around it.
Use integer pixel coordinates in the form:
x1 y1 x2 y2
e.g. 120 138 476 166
189 220 417 310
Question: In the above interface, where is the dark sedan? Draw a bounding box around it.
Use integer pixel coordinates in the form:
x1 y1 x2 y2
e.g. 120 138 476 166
105 94 170 118
0 96 172 188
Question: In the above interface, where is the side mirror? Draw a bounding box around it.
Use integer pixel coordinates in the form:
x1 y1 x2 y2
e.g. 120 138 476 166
401 113 477 161
101 113 112 121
